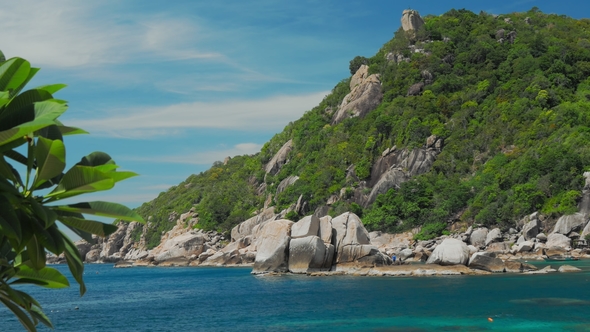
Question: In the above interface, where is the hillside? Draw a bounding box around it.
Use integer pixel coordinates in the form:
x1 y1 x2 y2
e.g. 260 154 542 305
131 7 590 249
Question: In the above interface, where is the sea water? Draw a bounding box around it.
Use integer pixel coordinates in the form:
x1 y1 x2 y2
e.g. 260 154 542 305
1 261 590 331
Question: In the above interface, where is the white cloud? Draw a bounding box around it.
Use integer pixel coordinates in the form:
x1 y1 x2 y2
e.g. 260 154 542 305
122 142 264 165
0 0 222 68
68 91 328 138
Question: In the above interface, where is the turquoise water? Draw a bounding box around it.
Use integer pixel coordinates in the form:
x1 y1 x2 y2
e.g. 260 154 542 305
2 261 590 331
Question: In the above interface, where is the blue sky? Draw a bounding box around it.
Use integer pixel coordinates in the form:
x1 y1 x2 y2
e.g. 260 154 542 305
3 1 589 223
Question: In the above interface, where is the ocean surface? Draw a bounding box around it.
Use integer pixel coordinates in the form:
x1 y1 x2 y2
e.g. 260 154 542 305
2 261 590 332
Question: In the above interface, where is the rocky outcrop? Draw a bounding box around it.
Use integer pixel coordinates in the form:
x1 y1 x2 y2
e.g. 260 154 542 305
401 9 424 33
231 207 277 241
265 139 293 175
331 65 383 124
364 148 438 207
426 238 470 266
252 219 293 274
552 213 587 235
276 176 299 196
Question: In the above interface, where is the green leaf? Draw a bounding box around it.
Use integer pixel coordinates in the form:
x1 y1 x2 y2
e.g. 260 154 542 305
29 305 53 329
0 57 31 94
26 236 45 270
62 235 85 295
76 151 115 167
33 137 66 189
4 89 53 121
57 215 119 237
46 166 115 201
0 194 21 239
57 125 88 136
56 201 144 223
0 292 37 332
11 67 40 99
35 124 63 141
108 170 138 183
13 265 70 289
35 83 67 95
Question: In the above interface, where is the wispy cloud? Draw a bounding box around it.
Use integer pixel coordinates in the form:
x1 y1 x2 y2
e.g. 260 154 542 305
0 1 223 68
68 91 328 138
123 142 264 165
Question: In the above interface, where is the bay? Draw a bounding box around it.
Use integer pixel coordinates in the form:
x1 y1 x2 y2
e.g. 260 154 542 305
2 261 590 331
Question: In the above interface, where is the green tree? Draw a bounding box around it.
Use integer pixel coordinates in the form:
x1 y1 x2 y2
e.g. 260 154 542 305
0 52 143 331
349 56 368 75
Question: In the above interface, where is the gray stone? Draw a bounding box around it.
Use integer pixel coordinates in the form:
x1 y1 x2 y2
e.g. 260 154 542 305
515 241 534 253
276 175 299 196
291 215 320 239
552 213 587 235
401 9 425 32
407 82 425 96
332 65 383 124
558 265 582 273
365 148 437 207
546 233 572 249
231 207 276 241
470 228 488 248
265 139 293 175
399 248 414 261
536 233 547 242
522 218 542 240
331 212 383 264
468 252 505 272
288 236 332 273
252 219 294 274
485 228 502 246
426 238 470 266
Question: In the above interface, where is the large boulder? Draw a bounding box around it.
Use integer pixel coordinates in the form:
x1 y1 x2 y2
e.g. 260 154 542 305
265 139 293 175
331 212 383 265
546 233 572 249
152 232 208 262
75 240 92 260
470 228 488 248
291 215 320 239
401 9 425 32
288 236 333 273
231 207 276 241
522 218 542 240
468 252 505 273
485 228 503 246
252 219 293 274
426 238 470 266
332 65 383 125
552 213 587 235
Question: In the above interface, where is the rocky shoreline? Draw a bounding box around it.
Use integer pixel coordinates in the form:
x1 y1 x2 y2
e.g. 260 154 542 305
48 207 589 278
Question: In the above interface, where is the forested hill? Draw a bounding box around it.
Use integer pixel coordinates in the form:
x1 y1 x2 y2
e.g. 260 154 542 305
132 8 590 249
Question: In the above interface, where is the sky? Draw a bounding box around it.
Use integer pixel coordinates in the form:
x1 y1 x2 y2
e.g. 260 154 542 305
2 0 589 231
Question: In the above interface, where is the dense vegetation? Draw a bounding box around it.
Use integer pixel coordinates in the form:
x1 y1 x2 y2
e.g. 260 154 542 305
135 7 590 247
